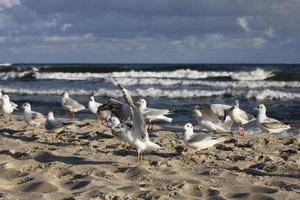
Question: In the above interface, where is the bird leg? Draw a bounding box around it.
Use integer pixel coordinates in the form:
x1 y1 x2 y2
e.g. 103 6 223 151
72 112 75 119
136 151 141 166
65 111 69 118
237 126 244 136
193 150 204 160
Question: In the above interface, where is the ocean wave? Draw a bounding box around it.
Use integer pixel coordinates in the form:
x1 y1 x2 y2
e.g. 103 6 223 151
115 78 300 88
246 89 300 100
0 68 275 81
1 87 300 100
0 63 12 67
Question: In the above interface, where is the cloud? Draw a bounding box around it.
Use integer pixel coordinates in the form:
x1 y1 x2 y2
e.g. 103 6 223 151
264 27 274 37
0 0 300 62
0 0 19 10
253 37 266 48
61 23 72 31
237 17 250 32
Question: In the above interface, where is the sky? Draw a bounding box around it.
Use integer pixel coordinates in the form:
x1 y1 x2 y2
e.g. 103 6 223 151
0 0 300 63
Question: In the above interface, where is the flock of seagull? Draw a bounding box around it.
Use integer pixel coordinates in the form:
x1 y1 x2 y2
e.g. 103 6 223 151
0 85 292 164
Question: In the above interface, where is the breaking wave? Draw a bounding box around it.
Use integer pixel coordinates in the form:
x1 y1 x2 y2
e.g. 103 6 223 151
0 68 276 81
1 87 300 100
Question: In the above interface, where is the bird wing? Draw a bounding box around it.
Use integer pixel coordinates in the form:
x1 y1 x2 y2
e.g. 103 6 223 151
98 98 132 121
31 111 46 122
118 84 147 140
142 108 171 117
198 107 221 123
187 133 210 143
262 118 290 129
210 104 231 118
64 97 85 110
238 108 255 121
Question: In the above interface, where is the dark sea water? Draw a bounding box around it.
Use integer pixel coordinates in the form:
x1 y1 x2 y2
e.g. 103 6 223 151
0 63 299 135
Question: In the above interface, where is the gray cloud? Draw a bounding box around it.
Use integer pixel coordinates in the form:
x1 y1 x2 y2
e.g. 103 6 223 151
0 0 300 63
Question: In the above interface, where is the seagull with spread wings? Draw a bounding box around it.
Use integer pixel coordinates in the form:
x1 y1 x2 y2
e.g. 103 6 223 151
117 84 161 165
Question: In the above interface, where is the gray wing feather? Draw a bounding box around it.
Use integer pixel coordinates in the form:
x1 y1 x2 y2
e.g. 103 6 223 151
188 133 210 143
64 98 85 110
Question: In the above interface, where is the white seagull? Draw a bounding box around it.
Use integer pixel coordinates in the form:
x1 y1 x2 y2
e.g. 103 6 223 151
61 91 85 118
88 95 102 115
183 123 227 158
45 111 71 140
255 104 291 136
118 84 161 165
136 98 173 130
1 95 17 121
193 108 232 134
228 100 255 135
22 103 46 128
0 91 18 111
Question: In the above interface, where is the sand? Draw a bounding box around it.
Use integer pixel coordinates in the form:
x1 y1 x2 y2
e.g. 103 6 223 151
0 117 299 200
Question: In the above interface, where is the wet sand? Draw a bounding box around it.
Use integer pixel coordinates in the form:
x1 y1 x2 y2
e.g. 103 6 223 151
0 117 299 200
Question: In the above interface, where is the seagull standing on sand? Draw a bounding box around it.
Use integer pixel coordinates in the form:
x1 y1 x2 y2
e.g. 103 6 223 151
228 100 255 135
183 123 227 158
255 104 291 137
193 107 233 134
0 91 18 111
22 103 46 128
118 84 161 165
61 91 85 119
45 111 71 139
88 95 102 115
1 95 17 121
136 99 173 130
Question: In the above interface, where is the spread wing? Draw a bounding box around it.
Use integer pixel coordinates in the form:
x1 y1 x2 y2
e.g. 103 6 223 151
97 98 132 122
197 106 221 123
142 108 171 117
118 84 147 140
210 104 231 118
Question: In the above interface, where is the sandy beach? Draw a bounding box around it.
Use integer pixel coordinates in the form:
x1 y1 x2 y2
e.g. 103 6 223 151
0 117 298 200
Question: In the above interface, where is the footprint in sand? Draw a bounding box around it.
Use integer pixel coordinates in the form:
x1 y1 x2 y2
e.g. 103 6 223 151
223 185 278 200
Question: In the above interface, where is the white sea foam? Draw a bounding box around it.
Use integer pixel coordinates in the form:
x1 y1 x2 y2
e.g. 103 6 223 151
0 63 12 67
1 86 299 100
246 89 300 100
115 78 300 88
29 68 275 81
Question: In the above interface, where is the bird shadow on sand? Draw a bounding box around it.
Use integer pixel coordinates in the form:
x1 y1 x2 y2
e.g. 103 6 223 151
34 151 116 165
0 130 38 142
226 166 300 180
0 128 25 135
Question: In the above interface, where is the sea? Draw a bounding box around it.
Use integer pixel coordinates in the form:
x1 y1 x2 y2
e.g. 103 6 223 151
0 63 299 135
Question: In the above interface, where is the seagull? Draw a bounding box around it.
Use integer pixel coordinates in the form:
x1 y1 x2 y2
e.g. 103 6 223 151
193 108 232 134
88 95 102 115
255 104 291 137
1 95 17 121
22 103 46 128
183 123 227 158
0 90 18 111
61 91 85 118
228 100 255 135
117 84 161 165
45 111 71 140
136 99 173 130
98 98 173 130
